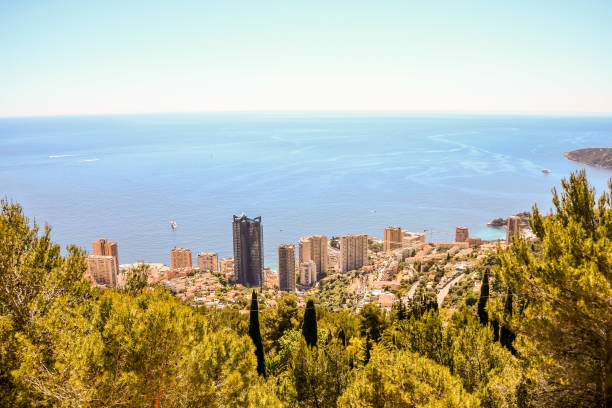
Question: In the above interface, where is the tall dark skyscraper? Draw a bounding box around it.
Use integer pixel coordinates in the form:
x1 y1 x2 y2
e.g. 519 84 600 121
232 214 264 287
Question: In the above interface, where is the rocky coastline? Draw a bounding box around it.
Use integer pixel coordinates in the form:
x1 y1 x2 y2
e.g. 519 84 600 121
565 148 612 169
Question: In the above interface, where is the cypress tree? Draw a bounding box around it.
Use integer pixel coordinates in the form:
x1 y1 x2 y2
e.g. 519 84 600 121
248 290 266 377
500 289 517 354
397 300 406 321
364 333 372 364
491 319 499 342
477 269 489 325
302 299 317 347
338 328 346 347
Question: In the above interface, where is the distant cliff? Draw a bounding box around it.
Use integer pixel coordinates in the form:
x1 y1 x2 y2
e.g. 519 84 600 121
565 148 612 169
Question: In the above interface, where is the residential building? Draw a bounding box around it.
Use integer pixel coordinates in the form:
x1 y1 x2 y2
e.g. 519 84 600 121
339 233 368 273
278 244 296 292
468 237 483 247
298 235 328 280
402 231 426 247
378 292 396 310
383 226 403 253
85 255 118 287
232 214 264 287
507 216 521 244
170 248 192 269
196 252 218 272
220 257 234 277
455 226 469 242
299 260 317 286
327 249 340 273
92 238 119 275
264 267 278 288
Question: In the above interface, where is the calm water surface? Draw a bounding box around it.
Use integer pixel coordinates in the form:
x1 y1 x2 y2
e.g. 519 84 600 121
1 112 610 268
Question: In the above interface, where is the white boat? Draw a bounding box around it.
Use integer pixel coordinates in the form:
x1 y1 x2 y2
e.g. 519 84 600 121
541 168 551 174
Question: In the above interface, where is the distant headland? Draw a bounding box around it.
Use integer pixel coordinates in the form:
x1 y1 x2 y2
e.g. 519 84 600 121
565 148 612 169
487 211 530 227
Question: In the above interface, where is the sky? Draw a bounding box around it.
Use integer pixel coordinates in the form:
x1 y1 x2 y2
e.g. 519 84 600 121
1 0 611 117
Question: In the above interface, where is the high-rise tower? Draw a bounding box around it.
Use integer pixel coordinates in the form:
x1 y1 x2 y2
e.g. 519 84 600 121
455 226 469 242
278 244 296 292
232 214 264 287
298 235 328 280
339 234 368 273
170 248 192 269
383 226 403 253
89 238 119 286
506 216 521 244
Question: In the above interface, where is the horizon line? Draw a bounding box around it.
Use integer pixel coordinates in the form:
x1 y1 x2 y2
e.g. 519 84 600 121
1 108 612 120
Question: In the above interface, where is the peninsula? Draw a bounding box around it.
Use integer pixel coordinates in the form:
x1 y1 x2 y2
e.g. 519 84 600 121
565 148 612 169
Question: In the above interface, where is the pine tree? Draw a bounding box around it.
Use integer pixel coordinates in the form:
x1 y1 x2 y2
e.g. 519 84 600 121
500 289 516 354
302 299 317 347
499 170 612 407
477 269 489 325
248 290 266 377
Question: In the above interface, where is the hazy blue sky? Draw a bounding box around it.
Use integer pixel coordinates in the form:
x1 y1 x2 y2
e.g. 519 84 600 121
1 1 611 117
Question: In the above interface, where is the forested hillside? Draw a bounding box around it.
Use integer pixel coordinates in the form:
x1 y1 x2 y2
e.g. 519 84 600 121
1 170 610 407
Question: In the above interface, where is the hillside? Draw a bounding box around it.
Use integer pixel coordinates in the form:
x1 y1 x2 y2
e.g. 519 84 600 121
565 148 612 169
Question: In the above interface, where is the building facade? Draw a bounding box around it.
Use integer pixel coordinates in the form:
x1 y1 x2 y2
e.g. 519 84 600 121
278 244 296 292
196 252 218 272
455 226 469 242
298 235 328 280
92 238 119 276
402 231 426 247
339 233 368 273
506 216 521 244
232 214 264 287
220 257 234 277
299 260 317 286
170 248 192 269
85 255 118 287
383 226 403 253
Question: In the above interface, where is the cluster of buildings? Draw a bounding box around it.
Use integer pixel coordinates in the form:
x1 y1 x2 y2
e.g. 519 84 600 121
83 213 524 292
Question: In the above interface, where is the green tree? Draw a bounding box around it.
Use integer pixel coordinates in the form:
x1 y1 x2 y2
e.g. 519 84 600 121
249 290 266 377
450 313 514 394
14 289 280 407
338 347 479 408
0 200 90 407
122 262 150 295
498 170 612 407
302 299 318 347
364 333 372 364
384 309 450 366
262 294 299 351
499 289 516 354
396 300 406 321
359 303 386 342
288 339 351 408
478 268 490 325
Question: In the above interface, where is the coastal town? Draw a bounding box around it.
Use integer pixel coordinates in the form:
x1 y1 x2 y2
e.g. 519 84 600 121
84 214 528 312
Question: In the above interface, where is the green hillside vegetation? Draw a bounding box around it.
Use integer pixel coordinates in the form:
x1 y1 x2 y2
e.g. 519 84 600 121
1 169 610 407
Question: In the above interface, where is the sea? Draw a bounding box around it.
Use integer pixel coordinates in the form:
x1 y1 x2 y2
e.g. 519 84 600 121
1 112 611 269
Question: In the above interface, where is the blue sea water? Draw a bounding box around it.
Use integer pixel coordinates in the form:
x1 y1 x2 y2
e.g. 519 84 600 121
0 112 610 269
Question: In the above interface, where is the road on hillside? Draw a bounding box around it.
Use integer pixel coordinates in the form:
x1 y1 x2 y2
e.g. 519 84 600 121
437 274 465 306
